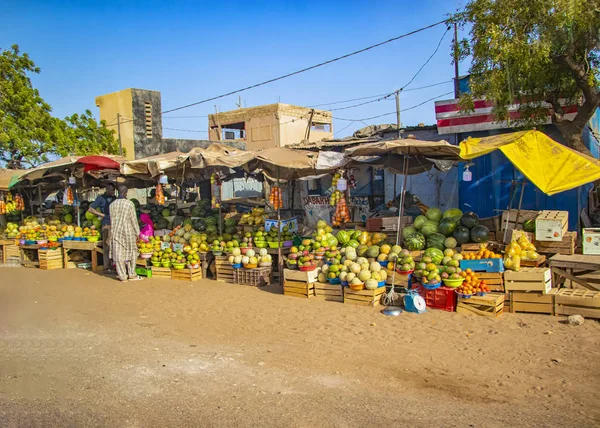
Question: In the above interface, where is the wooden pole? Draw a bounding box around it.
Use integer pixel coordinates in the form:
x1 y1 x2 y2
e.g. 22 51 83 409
277 168 282 285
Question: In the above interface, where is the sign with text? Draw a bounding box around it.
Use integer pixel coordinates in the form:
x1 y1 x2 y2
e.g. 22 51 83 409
264 217 298 233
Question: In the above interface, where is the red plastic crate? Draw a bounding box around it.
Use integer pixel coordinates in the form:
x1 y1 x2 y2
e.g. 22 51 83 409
414 284 457 312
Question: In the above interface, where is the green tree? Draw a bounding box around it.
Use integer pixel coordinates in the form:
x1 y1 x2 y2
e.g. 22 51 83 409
453 0 600 154
0 45 120 169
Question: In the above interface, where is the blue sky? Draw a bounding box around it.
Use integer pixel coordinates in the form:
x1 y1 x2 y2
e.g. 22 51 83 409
1 0 467 140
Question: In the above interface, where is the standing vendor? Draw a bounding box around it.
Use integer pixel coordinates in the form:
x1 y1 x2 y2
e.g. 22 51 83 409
88 182 116 272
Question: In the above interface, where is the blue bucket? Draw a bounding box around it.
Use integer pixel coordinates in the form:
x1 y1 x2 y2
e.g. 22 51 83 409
328 277 341 285
377 280 386 288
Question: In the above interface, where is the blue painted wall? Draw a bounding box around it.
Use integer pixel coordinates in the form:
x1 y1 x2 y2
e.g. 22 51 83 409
457 111 600 231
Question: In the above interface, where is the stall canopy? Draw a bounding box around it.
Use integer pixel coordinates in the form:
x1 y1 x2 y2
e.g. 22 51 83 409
253 147 342 180
344 136 461 174
459 130 600 195
187 143 256 171
120 151 185 178
0 168 26 191
13 155 126 184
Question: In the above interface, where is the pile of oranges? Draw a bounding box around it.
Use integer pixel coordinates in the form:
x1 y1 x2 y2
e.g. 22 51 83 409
457 268 490 295
462 248 502 260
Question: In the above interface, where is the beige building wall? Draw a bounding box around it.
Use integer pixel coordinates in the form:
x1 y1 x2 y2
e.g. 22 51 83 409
95 89 135 159
208 103 333 150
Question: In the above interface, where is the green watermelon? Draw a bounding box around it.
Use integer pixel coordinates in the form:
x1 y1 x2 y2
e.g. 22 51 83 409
453 226 471 245
461 212 480 229
346 239 360 248
443 208 463 220
523 219 536 233
420 220 439 236
438 217 459 237
413 215 427 230
402 226 417 240
405 232 426 251
470 225 490 243
426 233 446 251
425 208 443 222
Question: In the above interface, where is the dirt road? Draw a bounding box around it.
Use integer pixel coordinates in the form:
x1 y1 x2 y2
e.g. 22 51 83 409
1 268 599 427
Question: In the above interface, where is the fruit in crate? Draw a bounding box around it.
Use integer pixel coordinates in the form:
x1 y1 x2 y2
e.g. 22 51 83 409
462 246 502 260
457 269 490 295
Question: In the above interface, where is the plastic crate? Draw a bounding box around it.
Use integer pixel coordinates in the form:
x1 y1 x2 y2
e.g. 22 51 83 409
233 266 271 286
415 284 457 312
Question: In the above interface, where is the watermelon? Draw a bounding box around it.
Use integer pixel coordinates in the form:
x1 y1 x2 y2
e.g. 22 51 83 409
194 220 206 231
424 248 444 264
191 206 203 217
420 220 439 236
346 239 360 248
161 209 171 217
426 233 446 251
402 226 417 240
461 212 480 229
453 226 471 245
425 208 443 222
470 225 490 243
336 230 351 245
438 217 459 237
443 208 463 220
405 232 426 251
413 215 427 230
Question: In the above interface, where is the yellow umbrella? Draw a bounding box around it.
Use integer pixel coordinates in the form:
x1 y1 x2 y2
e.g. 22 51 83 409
460 130 600 195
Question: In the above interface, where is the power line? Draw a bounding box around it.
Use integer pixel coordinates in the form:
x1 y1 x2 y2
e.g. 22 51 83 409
160 20 447 115
334 121 358 136
163 115 209 119
400 27 450 91
332 91 454 122
328 93 394 111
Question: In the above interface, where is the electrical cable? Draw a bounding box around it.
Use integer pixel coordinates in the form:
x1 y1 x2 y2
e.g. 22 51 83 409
400 27 450 91
160 20 447 115
332 91 454 121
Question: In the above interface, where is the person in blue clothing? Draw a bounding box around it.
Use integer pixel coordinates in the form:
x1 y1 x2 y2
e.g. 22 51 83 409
88 183 117 272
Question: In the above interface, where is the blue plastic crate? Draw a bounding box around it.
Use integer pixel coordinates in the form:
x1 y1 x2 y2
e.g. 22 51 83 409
459 258 504 273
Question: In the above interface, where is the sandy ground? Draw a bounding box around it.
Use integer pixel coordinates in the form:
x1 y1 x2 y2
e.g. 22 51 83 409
1 268 599 427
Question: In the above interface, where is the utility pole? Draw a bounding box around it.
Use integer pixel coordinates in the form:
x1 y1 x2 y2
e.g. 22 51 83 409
117 113 123 156
304 109 316 142
453 23 460 98
395 90 402 139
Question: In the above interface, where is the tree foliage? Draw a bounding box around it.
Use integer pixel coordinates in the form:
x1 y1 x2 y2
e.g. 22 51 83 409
453 0 600 154
0 45 119 169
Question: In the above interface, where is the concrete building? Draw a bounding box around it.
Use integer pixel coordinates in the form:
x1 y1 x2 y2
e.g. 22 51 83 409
208 103 333 150
95 88 245 159
95 88 163 160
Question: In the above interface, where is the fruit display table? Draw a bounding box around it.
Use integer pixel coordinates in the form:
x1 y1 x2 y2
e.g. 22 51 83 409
20 244 42 268
62 240 103 272
199 251 214 280
549 254 600 291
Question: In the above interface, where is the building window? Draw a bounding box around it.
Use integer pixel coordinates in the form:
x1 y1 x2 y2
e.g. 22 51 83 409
218 122 246 139
144 102 153 138
311 122 331 132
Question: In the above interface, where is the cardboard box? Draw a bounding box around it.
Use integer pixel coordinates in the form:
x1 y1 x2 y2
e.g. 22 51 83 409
264 217 298 233
535 210 568 242
504 267 552 294
583 228 600 255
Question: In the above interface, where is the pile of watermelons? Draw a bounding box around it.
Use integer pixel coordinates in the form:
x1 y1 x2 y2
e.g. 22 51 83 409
401 208 490 251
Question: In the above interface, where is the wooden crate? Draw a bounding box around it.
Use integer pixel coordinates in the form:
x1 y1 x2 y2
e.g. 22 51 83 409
521 255 547 267
385 272 410 287
215 255 234 282
283 279 315 298
504 268 552 293
535 210 568 242
477 272 504 292
554 289 600 319
366 216 412 232
314 282 343 302
509 290 557 315
534 232 577 255
457 293 504 317
283 268 320 283
479 215 501 232
3 243 20 263
151 266 172 279
343 286 386 307
500 210 539 231
233 266 271 286
38 249 63 270
171 267 203 281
